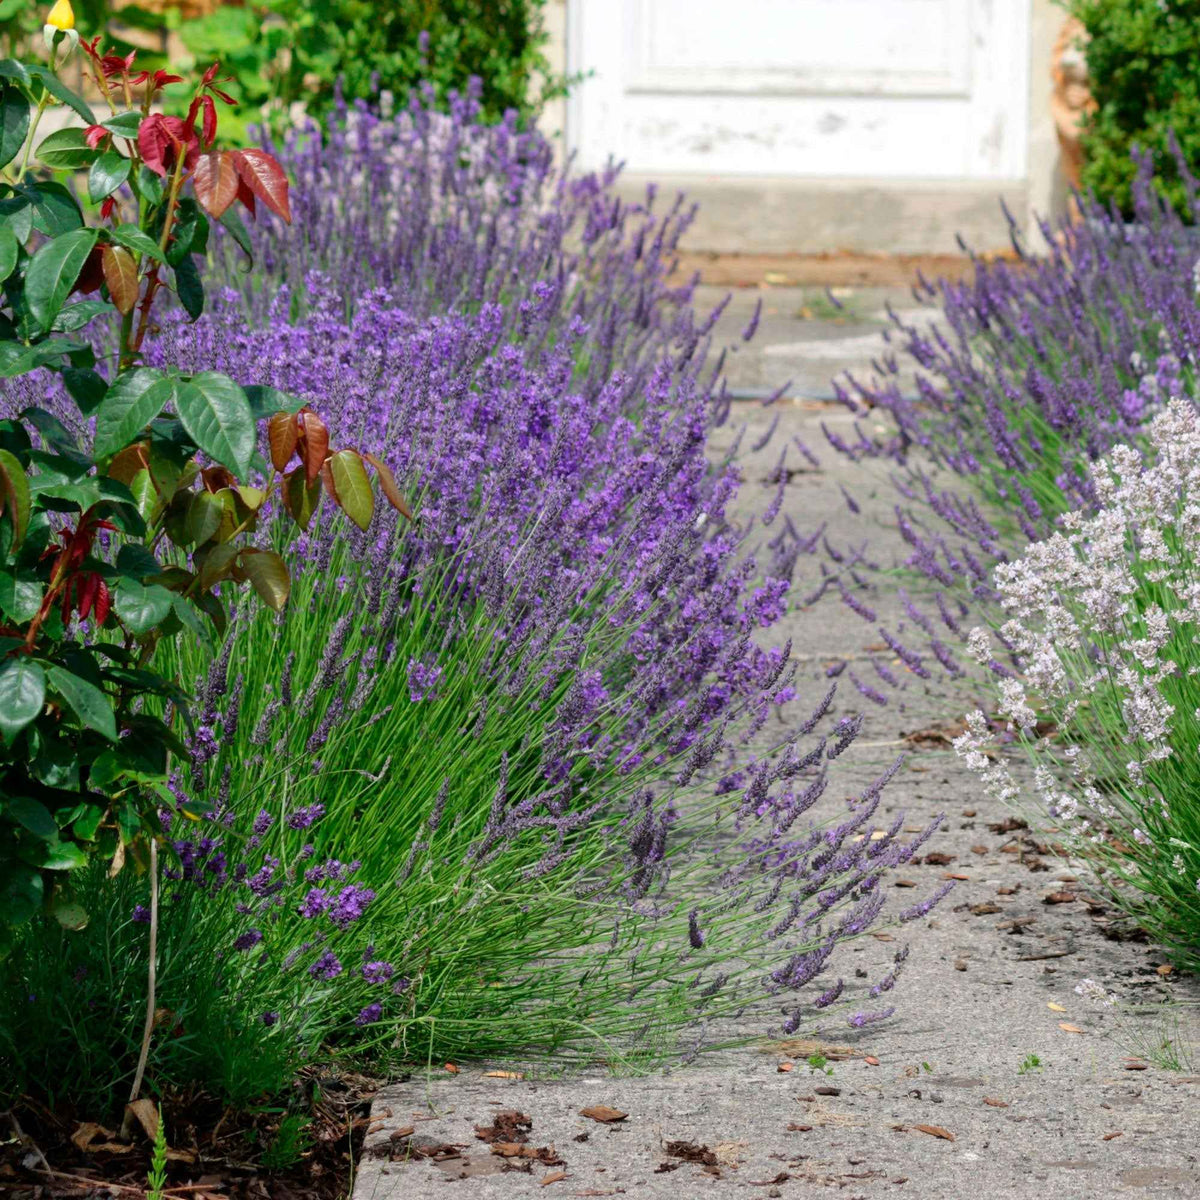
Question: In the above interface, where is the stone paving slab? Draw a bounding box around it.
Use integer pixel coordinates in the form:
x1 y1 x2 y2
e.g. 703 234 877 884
351 304 1200 1200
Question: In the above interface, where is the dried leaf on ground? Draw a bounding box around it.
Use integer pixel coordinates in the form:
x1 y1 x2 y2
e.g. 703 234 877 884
475 1111 531 1144
124 1099 159 1143
1058 1022 1085 1033
445 1063 460 1073
1044 891 1077 904
579 1105 627 1123
913 1124 955 1141
902 721 966 748
70 1123 130 1154
665 1140 717 1165
485 1070 525 1080
490 1142 563 1165
983 1097 1009 1108
988 817 1028 834
1047 1003 1067 1012
715 1140 748 1167
770 1038 859 1061
1103 1131 1124 1141
923 852 956 865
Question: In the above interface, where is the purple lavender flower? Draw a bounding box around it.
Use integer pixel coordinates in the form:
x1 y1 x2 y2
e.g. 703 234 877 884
847 1007 895 1028
354 1003 384 1026
327 884 376 928
406 658 443 703
362 960 395 984
308 951 344 980
286 803 326 831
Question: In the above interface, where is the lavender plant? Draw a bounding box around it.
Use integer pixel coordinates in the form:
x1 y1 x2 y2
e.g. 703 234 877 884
809 149 1200 707
1 93 951 1106
954 400 1200 969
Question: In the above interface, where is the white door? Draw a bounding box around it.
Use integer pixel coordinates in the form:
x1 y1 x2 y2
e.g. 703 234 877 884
566 0 1031 180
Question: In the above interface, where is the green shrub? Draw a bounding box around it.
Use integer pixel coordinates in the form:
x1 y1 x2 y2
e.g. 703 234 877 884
1067 0 1200 217
175 0 569 141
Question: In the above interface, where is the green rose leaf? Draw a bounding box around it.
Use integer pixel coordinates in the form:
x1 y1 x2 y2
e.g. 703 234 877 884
0 222 16 284
173 252 204 319
101 110 141 137
0 657 44 740
0 864 43 925
0 446 30 549
110 223 166 264
88 150 131 204
0 59 31 88
26 180 83 236
0 570 40 623
244 384 305 419
35 126 99 171
45 664 116 742
51 300 115 334
32 840 89 871
0 83 28 172
25 65 95 124
115 543 161 580
4 795 57 839
328 449 375 531
114 579 174 634
25 228 98 334
217 204 253 263
239 548 290 611
92 368 174 459
63 367 109 416
174 372 254 476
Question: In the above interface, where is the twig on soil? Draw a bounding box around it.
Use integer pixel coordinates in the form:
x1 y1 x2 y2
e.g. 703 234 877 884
1015 945 1076 961
6 1110 51 1173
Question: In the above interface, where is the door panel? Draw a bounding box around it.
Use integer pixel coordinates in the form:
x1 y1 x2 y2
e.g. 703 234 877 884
568 0 1031 180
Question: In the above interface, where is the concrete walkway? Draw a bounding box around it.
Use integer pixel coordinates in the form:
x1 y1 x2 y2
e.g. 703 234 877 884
350 289 1200 1200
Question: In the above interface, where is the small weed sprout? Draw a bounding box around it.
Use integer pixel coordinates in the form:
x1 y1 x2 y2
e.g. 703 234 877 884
806 1052 833 1076
1018 1053 1043 1075
146 1106 168 1200
261 1114 313 1172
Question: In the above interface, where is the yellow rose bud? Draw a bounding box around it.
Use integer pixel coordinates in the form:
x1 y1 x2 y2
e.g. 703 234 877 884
45 0 74 30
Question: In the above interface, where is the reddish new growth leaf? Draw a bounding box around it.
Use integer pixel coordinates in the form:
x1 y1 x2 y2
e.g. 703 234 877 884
267 412 300 473
72 246 105 296
138 114 199 178
101 245 139 315
298 409 329 485
192 150 239 218
230 149 291 223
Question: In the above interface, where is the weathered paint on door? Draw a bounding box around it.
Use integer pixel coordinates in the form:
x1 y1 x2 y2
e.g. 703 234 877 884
567 0 1031 180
